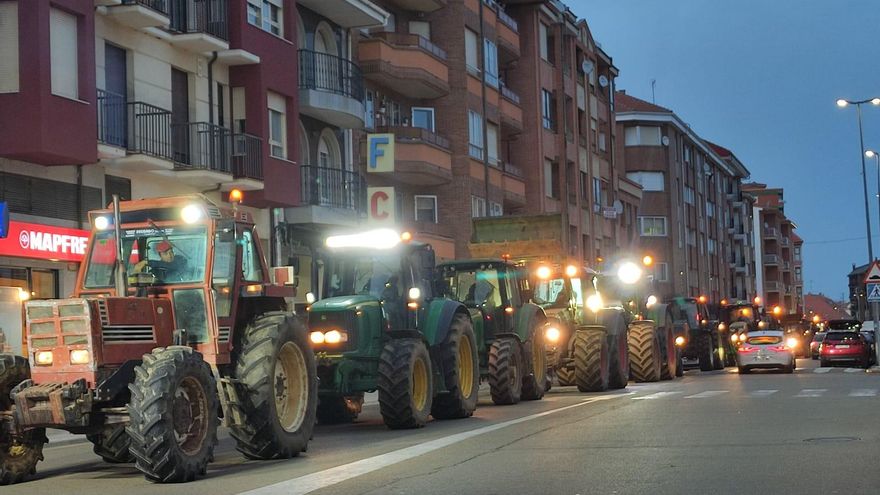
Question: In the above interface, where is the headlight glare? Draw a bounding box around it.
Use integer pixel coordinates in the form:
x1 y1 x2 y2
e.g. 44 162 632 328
309 331 325 344
545 326 561 343
586 293 603 313
70 349 91 365
35 351 53 366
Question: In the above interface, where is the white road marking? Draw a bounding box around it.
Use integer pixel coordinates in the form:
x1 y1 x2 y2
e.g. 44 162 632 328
844 368 866 373
849 388 878 397
748 389 778 397
795 389 828 397
241 394 627 495
684 390 729 399
631 391 683 400
813 368 832 374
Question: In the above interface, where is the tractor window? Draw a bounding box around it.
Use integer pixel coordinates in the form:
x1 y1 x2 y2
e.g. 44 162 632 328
172 288 209 343
570 278 584 308
241 230 263 282
533 278 570 309
325 252 405 302
212 230 236 318
443 268 502 311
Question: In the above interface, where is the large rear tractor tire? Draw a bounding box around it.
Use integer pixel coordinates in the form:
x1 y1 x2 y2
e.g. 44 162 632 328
656 309 677 381
489 337 523 405
0 354 45 485
713 333 725 370
87 425 133 463
230 313 317 459
604 311 630 390
127 347 218 483
556 366 575 386
698 333 714 372
316 394 364 424
378 339 433 429
522 322 548 401
431 314 479 419
628 322 662 383
574 327 610 392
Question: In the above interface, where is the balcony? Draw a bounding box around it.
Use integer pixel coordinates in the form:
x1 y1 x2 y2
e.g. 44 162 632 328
296 0 389 28
299 50 365 129
781 237 791 246
494 5 520 62
374 126 452 186
783 261 791 271
763 227 778 239
165 0 229 53
97 90 175 170
228 133 264 191
764 254 779 265
382 0 446 13
105 0 170 29
765 281 781 292
285 166 366 227
359 33 449 99
164 122 236 187
500 84 523 131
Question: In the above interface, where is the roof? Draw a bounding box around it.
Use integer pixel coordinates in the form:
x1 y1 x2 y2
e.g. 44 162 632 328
704 140 751 179
804 293 850 320
614 91 672 113
707 142 732 158
790 232 803 243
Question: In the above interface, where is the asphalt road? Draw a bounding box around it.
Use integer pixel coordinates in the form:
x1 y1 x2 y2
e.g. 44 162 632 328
7 359 880 495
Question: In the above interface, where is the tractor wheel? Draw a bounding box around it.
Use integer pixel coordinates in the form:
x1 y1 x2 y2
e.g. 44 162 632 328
488 337 523 405
0 354 45 486
556 366 575 386
230 313 317 459
574 327 609 392
378 339 433 429
675 348 684 377
87 425 133 463
127 347 218 483
605 312 630 390
628 321 661 382
316 394 363 424
713 334 726 370
656 309 677 381
521 321 548 401
431 314 479 419
698 334 714 372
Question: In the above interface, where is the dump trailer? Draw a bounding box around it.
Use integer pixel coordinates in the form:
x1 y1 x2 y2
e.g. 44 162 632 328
307 230 478 429
469 215 678 390
0 195 317 485
437 259 548 404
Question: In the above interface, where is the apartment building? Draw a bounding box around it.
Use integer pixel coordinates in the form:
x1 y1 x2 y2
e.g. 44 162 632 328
743 183 804 314
0 0 302 297
615 92 751 303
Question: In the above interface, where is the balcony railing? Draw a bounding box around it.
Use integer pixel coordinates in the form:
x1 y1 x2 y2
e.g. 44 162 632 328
781 237 791 246
376 126 450 150
301 165 366 212
765 281 780 291
500 83 520 105
497 9 518 33
171 122 232 173
232 133 263 180
372 32 447 60
764 227 778 238
503 162 523 178
97 89 127 148
298 49 364 102
168 0 228 40
97 90 174 160
764 254 779 264
124 0 169 14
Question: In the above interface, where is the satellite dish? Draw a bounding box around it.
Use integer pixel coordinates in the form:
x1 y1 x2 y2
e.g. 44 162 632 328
613 199 624 214
661 136 670 146
702 162 712 175
598 75 609 87
581 60 595 75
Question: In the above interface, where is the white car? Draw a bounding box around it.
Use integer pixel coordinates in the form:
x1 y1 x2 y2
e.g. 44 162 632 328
736 330 796 374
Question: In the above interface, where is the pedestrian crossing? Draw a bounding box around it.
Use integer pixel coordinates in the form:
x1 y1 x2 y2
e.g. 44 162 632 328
631 387 880 400
724 367 869 374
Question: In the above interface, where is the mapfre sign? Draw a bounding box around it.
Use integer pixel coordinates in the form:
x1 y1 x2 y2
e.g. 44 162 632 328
0 221 90 262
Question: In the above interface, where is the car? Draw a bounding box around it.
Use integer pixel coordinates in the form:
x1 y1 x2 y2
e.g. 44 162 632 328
810 332 826 359
736 330 795 374
819 331 871 368
826 319 862 332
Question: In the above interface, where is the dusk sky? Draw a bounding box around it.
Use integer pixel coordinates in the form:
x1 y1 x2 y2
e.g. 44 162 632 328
576 0 880 302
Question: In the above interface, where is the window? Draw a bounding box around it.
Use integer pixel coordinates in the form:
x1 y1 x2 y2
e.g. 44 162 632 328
50 8 78 99
415 195 438 223
624 126 662 146
626 172 665 192
365 90 375 129
638 216 667 236
542 90 555 131
105 175 131 203
487 123 499 165
708 238 716 254
539 23 549 60
242 230 264 282
381 12 395 33
468 110 483 159
267 92 286 159
465 29 479 74
684 186 695 205
0 1 18 93
593 177 602 206
544 159 559 199
794 246 802 261
247 0 282 35
489 201 503 217
580 171 589 199
707 202 715 218
471 196 486 218
655 262 669 282
391 101 401 126
687 229 696 246
409 21 431 39
412 107 435 132
484 39 499 87
599 132 607 152
684 146 691 163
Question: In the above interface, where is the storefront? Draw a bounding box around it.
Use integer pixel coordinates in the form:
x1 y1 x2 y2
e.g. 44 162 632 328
0 220 90 299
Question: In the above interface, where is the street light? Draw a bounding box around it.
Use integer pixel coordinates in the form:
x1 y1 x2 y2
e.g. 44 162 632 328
865 150 880 239
837 97 880 262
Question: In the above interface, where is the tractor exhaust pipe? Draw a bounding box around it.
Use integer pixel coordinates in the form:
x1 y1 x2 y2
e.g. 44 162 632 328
112 194 127 296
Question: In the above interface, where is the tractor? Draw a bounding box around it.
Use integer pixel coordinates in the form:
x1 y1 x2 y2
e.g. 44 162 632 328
307 229 478 429
720 299 761 354
667 296 726 371
436 258 547 405
0 195 317 484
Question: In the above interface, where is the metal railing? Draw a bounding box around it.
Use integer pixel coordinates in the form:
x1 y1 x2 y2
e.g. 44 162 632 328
765 281 780 290
97 89 127 148
764 227 778 237
298 49 364 102
764 254 779 264
376 126 450 150
232 133 263 180
503 162 523 178
497 9 518 33
500 84 520 105
171 121 232 173
124 0 169 14
168 0 228 40
97 90 174 161
301 165 366 212
781 237 791 246
372 32 447 60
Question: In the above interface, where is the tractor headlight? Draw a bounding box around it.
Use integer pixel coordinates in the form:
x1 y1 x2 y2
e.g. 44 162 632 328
730 333 738 343
35 351 53 366
309 331 325 344
646 295 658 308
305 292 316 304
94 216 111 230
675 336 686 347
617 262 642 285
181 204 203 224
786 337 798 349
70 349 91 365
324 330 348 344
408 287 421 300
718 322 726 331
586 293 603 313
545 326 561 343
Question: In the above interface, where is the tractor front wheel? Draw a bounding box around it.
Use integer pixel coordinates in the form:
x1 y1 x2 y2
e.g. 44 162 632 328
432 314 479 419
0 354 45 486
556 366 575 386
521 323 548 401
378 339 433 429
87 425 132 463
574 327 610 392
489 337 523 405
628 322 662 382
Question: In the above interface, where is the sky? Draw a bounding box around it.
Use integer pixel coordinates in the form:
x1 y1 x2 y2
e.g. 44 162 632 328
573 0 880 302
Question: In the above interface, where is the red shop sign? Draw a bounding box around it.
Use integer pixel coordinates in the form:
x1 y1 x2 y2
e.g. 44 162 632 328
0 221 90 262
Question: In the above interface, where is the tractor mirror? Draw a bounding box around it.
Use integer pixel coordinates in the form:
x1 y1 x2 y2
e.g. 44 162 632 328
217 220 236 243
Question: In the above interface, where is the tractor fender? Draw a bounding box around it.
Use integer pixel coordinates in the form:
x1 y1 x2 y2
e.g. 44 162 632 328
513 303 546 343
423 299 471 347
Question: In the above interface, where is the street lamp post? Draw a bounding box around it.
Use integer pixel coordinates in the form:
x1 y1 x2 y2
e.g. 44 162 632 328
864 150 880 236
866 149 880 366
837 97 880 262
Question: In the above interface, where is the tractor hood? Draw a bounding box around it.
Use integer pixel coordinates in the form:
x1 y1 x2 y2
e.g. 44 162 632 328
311 294 379 312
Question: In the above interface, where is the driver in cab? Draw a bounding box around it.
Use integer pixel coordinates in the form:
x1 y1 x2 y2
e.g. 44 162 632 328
131 240 187 283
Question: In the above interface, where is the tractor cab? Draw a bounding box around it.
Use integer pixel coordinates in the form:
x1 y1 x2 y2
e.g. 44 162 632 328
437 259 524 341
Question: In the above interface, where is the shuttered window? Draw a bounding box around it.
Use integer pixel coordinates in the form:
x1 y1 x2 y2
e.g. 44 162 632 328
50 8 79 99
0 172 102 223
267 92 286 159
0 2 19 93
465 29 479 74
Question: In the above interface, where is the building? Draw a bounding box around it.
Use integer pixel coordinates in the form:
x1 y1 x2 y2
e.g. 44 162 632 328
0 0 303 297
743 183 804 314
804 293 851 322
615 91 751 303
848 263 873 321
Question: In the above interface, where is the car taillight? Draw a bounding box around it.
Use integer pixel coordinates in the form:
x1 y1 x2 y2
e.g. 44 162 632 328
771 346 788 352
739 346 757 353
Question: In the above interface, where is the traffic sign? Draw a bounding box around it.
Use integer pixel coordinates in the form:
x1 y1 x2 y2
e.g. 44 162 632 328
864 261 880 284
868 283 880 303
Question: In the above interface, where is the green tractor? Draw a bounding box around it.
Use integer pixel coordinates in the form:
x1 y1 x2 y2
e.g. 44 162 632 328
436 259 548 405
307 229 479 429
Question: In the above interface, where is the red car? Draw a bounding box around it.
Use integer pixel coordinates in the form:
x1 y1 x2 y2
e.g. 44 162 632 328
819 331 871 368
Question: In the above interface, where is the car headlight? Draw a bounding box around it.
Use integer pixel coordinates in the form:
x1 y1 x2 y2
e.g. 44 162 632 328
586 293 603 313
70 349 91 365
739 334 748 342
545 326 561 343
35 351 53 366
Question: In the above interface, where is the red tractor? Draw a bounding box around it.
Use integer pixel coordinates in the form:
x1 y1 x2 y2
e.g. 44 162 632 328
0 195 317 484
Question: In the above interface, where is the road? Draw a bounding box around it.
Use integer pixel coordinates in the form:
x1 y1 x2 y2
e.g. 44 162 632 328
7 359 880 494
